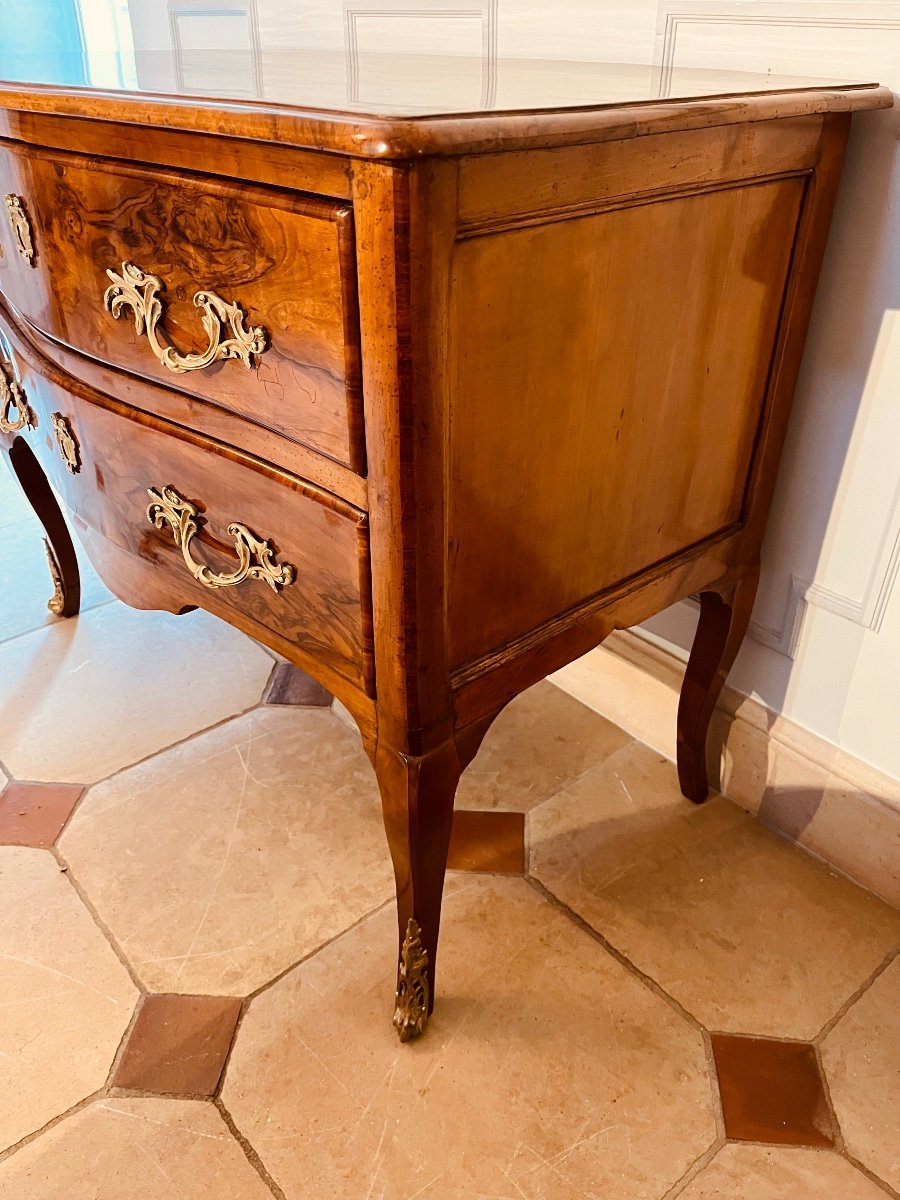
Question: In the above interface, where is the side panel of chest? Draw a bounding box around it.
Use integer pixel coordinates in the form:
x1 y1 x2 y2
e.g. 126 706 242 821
446 119 822 670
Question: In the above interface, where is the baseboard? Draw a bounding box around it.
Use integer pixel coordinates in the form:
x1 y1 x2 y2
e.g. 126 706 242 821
551 630 900 911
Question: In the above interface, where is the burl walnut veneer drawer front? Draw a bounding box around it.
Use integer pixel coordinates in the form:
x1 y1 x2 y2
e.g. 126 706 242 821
22 370 373 694
0 139 364 472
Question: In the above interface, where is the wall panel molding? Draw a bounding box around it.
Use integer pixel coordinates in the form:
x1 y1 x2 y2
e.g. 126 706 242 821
655 0 900 655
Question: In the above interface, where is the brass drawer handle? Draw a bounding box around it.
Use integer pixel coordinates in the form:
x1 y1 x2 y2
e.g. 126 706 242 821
147 485 296 593
51 413 81 474
4 195 35 265
103 262 268 375
0 364 36 434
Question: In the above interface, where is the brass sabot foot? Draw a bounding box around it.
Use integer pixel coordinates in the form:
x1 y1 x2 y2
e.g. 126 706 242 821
43 538 66 617
392 917 429 1042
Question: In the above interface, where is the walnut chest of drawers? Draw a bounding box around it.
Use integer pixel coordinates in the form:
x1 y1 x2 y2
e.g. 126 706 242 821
0 52 889 1040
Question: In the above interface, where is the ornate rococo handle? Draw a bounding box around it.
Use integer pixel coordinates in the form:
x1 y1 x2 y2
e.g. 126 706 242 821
147 485 296 594
0 365 37 435
103 262 269 375
51 413 81 474
4 195 35 265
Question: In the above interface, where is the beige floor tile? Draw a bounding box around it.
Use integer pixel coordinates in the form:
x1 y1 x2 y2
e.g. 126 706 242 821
821 956 900 1192
222 876 716 1200
677 1145 889 1199
0 848 138 1152
0 518 113 645
59 707 394 994
456 680 632 811
530 742 900 1038
550 637 680 761
0 603 273 784
0 463 28 530
0 1098 273 1200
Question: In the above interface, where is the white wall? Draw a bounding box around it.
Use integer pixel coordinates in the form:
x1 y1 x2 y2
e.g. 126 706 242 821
127 0 899 779
625 2 900 784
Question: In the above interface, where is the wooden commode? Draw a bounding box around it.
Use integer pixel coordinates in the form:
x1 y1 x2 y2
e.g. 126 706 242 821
0 35 889 1040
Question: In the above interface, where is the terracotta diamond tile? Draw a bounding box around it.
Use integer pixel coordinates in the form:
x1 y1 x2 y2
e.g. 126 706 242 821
711 1034 835 1147
112 994 242 1097
447 809 525 873
0 780 84 846
263 662 332 707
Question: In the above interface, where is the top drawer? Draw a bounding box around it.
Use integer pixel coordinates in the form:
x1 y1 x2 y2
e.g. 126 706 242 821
0 139 364 471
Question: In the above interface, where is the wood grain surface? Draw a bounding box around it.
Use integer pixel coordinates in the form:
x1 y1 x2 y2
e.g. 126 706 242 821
9 328 374 697
447 173 806 666
0 77 889 158
0 139 365 471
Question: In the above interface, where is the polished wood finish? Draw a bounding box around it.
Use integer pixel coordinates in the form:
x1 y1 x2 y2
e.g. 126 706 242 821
0 50 887 1037
678 565 762 803
448 172 805 666
0 141 364 471
6 436 81 618
0 75 888 158
5 314 373 695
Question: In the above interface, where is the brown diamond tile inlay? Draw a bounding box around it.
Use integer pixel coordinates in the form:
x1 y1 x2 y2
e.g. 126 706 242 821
113 994 242 1097
711 1034 835 1147
264 662 332 707
0 780 84 846
447 810 525 874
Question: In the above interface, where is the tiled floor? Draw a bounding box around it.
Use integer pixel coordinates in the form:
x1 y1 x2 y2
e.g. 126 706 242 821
2 472 899 1199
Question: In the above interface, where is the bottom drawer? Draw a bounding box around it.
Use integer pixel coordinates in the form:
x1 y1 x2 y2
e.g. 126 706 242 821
22 360 374 695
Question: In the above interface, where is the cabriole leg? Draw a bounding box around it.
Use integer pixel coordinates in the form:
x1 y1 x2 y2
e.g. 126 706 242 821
676 564 760 804
372 739 462 1042
8 439 81 618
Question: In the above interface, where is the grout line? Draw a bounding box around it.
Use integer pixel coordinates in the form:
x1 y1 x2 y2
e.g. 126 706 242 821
107 1084 225 1102
0 1090 104 1165
52 784 89 843
50 845 148 993
66 694 271 796
706 1029 824 1046
659 1139 724 1200
814 946 900 1043
841 1150 900 1200
214 997 252 1101
214 1098 289 1200
214 895 397 1101
260 658 280 705
244 894 396 1006
524 874 707 1033
813 1041 845 1153
104 994 147 1091
702 1031 727 1141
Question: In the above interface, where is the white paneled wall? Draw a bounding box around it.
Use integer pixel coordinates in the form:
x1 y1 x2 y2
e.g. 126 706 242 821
126 0 899 779
636 2 900 782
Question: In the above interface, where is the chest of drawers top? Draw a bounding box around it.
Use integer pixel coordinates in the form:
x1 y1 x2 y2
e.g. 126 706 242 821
0 43 889 159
